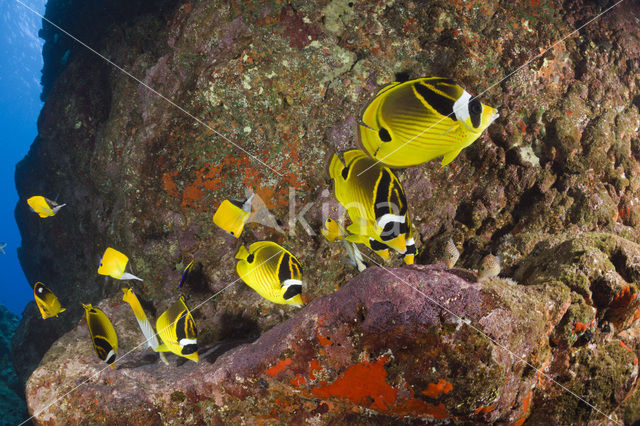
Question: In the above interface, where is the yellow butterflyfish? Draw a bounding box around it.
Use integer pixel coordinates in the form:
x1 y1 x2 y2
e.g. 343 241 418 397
235 241 304 307
358 77 499 167
83 304 118 369
328 150 416 264
122 288 168 364
213 193 254 238
27 196 66 218
155 296 199 362
98 247 143 281
33 282 66 319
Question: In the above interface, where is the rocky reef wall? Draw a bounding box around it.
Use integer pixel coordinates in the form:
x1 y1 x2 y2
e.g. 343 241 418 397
13 0 640 423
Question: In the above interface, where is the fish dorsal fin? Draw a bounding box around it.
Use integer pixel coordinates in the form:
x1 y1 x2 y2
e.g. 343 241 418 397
235 245 250 260
328 153 345 180
343 149 364 165
441 148 463 166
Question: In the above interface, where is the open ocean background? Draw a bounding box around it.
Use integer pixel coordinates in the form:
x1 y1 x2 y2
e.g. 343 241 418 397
0 0 46 315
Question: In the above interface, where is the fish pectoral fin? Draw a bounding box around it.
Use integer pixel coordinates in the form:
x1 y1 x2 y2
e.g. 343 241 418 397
440 123 459 136
441 148 463 166
155 343 170 352
120 272 143 281
345 234 369 244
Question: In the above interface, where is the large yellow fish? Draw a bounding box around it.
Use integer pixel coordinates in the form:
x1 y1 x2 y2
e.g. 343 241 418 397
33 282 66 319
155 296 199 362
83 304 118 369
27 196 66 218
213 193 254 238
328 150 416 264
98 247 143 281
358 77 499 167
235 241 304 307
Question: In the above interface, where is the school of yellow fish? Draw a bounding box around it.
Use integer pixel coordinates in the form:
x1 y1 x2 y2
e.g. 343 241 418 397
27 77 498 369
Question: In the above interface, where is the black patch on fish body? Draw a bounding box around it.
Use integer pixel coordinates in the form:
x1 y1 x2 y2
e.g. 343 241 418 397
414 82 455 119
425 77 457 86
374 170 393 219
283 284 302 300
176 311 197 342
469 97 482 128
405 243 417 256
341 165 350 180
369 238 388 251
380 222 399 241
229 199 244 208
93 336 114 361
182 343 198 355
106 352 116 365
278 253 292 283
246 253 254 263
379 127 392 142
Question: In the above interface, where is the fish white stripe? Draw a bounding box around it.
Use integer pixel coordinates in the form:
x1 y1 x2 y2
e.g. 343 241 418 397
282 279 302 289
179 338 197 347
453 90 471 122
377 214 405 228
406 238 415 246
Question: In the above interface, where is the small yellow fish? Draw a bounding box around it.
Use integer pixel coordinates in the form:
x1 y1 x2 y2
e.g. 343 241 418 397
155 296 199 362
321 218 367 272
98 247 143 281
213 194 254 238
358 77 499 167
444 238 460 269
33 282 66 319
178 260 194 288
235 241 304 306
478 254 501 281
27 196 66 218
328 150 416 264
83 304 118 368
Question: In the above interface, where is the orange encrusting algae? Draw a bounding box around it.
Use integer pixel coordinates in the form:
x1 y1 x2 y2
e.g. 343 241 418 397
422 379 453 398
265 358 292 377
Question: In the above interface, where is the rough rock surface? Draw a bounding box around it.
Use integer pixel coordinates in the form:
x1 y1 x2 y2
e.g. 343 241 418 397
27 265 571 423
12 0 640 423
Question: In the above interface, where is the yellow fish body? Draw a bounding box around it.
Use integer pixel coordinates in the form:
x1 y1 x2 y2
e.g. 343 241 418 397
213 194 254 238
235 241 304 307
83 304 118 369
27 196 66 218
122 288 160 351
155 296 199 362
33 282 66 319
328 150 416 264
358 77 499 167
98 247 143 281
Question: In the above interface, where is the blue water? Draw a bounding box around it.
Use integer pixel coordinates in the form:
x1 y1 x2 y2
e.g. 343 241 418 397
0 0 46 315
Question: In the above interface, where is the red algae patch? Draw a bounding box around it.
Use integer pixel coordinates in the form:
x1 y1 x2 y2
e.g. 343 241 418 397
422 379 453 398
265 358 292 377
311 357 396 411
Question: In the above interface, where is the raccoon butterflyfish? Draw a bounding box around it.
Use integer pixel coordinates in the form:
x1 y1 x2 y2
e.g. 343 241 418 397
83 304 118 369
358 77 499 167
178 260 194 288
213 193 254 238
122 288 168 364
33 282 66 319
321 218 367 272
328 150 416 264
98 247 143 281
155 296 199 362
27 196 66 218
235 241 304 307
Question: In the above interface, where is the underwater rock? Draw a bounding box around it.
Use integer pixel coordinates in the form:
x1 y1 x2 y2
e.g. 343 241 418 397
11 0 640 422
26 265 570 423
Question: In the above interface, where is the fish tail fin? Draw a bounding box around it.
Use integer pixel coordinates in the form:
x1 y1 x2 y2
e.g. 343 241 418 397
109 363 115 369
52 203 66 214
121 272 143 281
235 245 250 260
328 153 344 180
